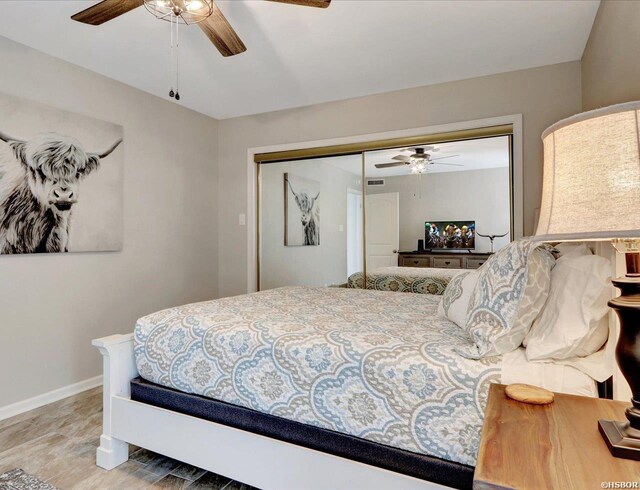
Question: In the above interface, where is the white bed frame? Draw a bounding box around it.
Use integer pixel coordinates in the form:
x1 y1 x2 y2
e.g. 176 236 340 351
93 243 622 489
93 333 451 490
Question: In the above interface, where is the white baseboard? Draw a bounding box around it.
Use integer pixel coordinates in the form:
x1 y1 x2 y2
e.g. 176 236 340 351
0 375 103 422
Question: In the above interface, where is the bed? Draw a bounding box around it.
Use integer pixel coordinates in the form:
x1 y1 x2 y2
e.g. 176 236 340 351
93 285 605 490
347 266 460 294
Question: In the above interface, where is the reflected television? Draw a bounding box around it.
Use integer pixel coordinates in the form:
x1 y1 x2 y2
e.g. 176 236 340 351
425 221 476 250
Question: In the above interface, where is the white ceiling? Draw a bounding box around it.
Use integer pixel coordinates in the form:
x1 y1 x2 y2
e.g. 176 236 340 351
323 135 510 178
0 1 599 119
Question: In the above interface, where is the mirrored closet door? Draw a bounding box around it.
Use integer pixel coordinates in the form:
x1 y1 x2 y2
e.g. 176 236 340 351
257 127 515 291
258 154 364 290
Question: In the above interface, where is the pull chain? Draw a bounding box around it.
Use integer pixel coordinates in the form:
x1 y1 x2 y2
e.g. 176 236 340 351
169 12 174 98
168 11 180 101
175 17 180 100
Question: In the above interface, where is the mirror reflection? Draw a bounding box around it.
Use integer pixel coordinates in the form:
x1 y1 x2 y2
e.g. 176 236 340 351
362 136 512 285
259 155 363 289
257 135 513 291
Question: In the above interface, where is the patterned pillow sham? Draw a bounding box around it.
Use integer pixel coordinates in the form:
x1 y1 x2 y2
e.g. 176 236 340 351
437 271 479 328
459 238 555 359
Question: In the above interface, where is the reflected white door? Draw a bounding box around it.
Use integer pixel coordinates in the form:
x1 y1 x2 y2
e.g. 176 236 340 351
365 192 399 270
347 189 363 276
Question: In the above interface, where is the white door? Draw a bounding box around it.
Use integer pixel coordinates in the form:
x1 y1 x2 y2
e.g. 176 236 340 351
347 189 363 276
365 192 399 270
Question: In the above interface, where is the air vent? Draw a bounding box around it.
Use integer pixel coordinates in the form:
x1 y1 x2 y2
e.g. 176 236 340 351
367 179 385 186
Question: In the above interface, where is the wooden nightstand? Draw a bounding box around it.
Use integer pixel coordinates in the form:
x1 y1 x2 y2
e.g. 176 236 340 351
474 384 640 489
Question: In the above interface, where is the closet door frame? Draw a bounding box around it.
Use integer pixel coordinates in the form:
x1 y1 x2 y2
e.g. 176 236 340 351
248 114 523 293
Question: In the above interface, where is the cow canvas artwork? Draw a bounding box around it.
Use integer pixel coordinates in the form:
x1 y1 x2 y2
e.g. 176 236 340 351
285 173 320 246
0 93 123 254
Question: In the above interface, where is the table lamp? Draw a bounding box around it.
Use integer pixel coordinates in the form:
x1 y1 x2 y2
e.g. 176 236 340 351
535 101 640 460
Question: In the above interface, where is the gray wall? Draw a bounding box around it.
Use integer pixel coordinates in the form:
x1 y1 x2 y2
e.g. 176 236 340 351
367 168 511 253
582 0 640 110
218 61 582 297
0 37 219 407
1 29 603 407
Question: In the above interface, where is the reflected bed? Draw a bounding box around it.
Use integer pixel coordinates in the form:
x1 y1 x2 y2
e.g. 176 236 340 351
347 266 460 294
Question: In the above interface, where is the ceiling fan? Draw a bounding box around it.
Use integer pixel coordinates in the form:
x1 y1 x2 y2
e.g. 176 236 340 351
70 0 331 58
375 147 463 174
71 0 330 100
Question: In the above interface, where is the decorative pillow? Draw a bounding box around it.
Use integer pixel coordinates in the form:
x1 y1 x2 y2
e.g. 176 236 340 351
524 253 611 360
437 271 479 328
460 238 555 359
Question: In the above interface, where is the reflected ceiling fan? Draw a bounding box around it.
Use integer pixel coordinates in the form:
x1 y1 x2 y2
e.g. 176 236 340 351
375 147 463 174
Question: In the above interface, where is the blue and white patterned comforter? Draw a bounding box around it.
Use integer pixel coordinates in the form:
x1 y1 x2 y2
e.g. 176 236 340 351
134 286 501 466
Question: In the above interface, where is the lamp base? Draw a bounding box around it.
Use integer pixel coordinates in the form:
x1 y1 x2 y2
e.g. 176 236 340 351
598 419 640 460
602 271 640 461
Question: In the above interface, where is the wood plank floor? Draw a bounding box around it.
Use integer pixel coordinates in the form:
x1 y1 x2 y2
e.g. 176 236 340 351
0 387 258 489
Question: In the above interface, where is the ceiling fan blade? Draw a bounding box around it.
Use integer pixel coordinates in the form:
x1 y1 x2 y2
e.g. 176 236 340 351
267 0 331 8
430 154 460 161
431 162 464 167
392 155 410 162
198 3 247 57
375 162 407 169
71 0 143 25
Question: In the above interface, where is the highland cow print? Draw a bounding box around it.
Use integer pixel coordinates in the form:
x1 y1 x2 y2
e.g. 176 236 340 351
0 93 123 254
285 173 320 247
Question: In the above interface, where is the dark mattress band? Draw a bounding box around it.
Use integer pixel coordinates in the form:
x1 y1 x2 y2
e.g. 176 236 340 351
130 377 473 489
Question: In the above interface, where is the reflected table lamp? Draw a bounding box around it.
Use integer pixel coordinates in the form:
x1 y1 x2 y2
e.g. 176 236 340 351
535 101 640 460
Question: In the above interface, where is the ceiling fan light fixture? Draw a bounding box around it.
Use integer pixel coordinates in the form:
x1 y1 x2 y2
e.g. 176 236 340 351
410 161 427 174
187 0 205 11
144 0 214 24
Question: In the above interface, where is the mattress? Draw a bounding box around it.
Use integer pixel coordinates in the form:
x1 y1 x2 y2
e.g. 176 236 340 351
347 266 459 294
134 286 500 466
129 352 599 485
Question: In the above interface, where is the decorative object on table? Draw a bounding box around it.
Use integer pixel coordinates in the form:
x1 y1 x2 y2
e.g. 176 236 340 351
505 383 554 405
70 0 330 100
476 231 509 253
535 101 640 461
284 173 320 246
0 92 123 255
0 468 59 490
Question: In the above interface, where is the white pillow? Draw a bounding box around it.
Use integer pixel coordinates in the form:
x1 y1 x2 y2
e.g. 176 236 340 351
554 242 592 258
524 253 612 360
438 271 478 328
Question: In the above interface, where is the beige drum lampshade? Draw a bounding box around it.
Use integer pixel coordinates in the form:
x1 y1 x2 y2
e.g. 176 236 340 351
535 101 640 242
